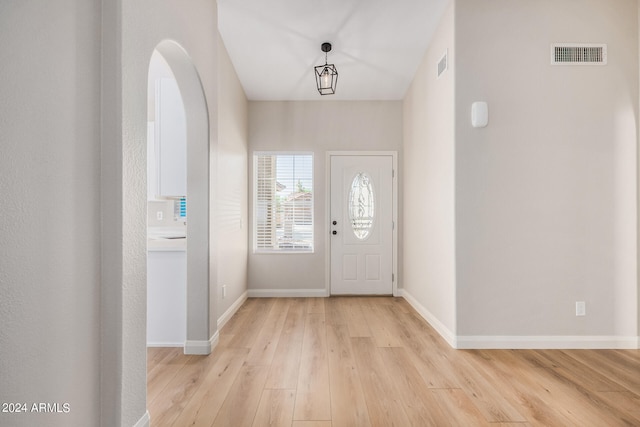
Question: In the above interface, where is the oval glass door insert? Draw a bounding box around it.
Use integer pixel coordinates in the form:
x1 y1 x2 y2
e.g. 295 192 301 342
349 172 375 240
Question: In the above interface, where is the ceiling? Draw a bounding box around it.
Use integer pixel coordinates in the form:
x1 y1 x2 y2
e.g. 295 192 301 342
217 0 448 101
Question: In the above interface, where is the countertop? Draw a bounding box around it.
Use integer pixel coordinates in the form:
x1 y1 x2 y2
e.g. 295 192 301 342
147 226 187 252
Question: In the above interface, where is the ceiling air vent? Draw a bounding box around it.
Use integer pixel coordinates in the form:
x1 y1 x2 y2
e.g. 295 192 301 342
551 43 607 65
437 50 448 78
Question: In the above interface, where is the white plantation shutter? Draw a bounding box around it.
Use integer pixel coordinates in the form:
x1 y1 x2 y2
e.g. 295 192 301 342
254 153 313 252
255 155 277 249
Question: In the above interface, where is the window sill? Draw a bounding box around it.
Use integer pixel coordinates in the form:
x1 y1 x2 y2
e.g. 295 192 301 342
253 250 315 255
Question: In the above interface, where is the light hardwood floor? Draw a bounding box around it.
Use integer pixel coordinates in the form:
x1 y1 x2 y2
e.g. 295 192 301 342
147 297 640 426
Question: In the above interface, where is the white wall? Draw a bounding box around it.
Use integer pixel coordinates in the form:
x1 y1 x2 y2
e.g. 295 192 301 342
454 0 638 344
217 37 249 321
402 1 457 342
104 0 221 425
248 101 402 294
0 1 102 426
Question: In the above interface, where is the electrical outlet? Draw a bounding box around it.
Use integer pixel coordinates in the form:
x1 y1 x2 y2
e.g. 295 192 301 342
576 301 586 316
222 285 226 299
156 211 163 221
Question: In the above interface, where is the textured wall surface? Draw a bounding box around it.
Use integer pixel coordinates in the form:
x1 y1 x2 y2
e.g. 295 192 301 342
402 1 456 340
217 36 249 322
116 0 220 424
455 0 638 340
0 1 224 426
0 1 102 426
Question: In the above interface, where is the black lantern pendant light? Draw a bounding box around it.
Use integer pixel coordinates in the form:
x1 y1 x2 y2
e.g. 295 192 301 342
314 42 338 95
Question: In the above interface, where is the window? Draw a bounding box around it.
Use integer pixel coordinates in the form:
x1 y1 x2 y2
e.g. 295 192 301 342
254 153 313 252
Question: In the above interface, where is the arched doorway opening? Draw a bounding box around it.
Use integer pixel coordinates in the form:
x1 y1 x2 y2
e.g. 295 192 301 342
146 41 213 355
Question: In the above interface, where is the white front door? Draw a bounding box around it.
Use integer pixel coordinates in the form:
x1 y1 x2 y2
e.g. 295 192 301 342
330 155 394 295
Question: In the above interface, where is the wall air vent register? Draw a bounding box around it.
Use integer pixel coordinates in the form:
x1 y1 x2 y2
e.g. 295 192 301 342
551 43 607 65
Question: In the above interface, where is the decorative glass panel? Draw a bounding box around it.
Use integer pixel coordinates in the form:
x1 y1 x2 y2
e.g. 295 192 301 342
349 172 375 240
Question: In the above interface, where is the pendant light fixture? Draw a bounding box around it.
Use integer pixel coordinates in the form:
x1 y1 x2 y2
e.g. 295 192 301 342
314 42 338 95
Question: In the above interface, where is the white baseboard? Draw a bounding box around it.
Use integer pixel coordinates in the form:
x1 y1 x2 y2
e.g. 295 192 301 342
218 290 248 330
456 335 640 350
401 289 458 348
184 331 219 355
247 288 329 298
134 411 150 427
181 291 249 355
146 342 183 348
402 289 639 350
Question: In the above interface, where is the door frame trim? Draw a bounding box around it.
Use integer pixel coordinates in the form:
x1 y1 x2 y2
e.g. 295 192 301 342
325 151 398 296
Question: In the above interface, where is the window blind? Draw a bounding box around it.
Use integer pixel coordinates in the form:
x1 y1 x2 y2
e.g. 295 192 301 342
254 153 313 252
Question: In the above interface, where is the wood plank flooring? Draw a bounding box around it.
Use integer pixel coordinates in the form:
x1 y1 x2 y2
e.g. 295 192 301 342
147 297 640 426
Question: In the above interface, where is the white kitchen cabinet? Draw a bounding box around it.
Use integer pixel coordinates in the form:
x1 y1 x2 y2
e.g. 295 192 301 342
155 78 187 197
147 249 186 346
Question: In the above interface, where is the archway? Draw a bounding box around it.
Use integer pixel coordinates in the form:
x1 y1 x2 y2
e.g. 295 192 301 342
147 41 213 354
